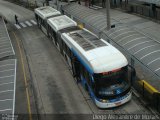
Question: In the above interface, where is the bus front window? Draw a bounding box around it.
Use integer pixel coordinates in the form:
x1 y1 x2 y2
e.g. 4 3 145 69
94 66 130 99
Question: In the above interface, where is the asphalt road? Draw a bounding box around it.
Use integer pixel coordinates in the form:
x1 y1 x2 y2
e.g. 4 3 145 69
0 0 156 119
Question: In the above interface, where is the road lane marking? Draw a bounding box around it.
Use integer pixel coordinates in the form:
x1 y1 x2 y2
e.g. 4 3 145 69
30 20 37 25
20 22 27 27
13 32 32 120
14 24 21 29
25 21 32 26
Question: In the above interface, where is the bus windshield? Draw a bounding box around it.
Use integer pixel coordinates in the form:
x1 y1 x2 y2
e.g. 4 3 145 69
94 66 130 99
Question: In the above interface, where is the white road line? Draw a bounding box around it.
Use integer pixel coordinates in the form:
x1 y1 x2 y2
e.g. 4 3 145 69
20 22 27 27
14 24 21 29
25 21 32 26
30 20 37 25
0 99 13 102
0 109 12 112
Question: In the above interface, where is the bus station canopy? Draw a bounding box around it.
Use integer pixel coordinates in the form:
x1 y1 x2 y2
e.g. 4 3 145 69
0 59 16 114
104 26 160 77
0 17 15 59
62 4 120 33
138 0 160 5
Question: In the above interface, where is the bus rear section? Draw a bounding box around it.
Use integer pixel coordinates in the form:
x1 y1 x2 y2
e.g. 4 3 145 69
60 29 135 108
47 15 77 52
34 6 61 35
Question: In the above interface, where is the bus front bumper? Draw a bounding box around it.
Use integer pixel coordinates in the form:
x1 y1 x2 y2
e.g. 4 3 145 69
95 92 132 108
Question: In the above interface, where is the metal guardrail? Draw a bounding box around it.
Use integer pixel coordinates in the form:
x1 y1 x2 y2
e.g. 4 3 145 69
138 80 160 112
139 80 158 94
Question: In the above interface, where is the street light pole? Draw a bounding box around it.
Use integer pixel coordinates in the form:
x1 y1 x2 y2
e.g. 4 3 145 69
106 0 111 30
56 0 59 10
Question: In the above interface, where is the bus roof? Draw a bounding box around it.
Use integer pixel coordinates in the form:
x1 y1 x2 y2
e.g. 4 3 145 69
61 29 128 73
47 15 77 32
34 6 61 19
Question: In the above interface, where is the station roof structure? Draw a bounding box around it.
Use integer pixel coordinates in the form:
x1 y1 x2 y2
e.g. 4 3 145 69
62 4 119 33
138 0 160 5
0 59 16 114
0 17 15 60
104 26 160 77
0 17 16 116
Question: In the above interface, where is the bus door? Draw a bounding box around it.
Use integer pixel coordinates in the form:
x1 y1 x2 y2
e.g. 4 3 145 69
71 56 80 81
53 31 57 46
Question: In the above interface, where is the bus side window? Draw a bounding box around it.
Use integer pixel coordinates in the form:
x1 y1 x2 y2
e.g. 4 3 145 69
83 69 91 86
66 44 71 57
80 65 84 78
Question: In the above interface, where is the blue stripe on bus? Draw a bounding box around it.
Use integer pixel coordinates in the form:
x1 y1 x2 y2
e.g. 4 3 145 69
71 48 94 74
80 75 95 100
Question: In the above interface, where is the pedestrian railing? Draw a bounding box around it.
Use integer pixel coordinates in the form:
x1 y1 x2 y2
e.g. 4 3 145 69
137 80 160 113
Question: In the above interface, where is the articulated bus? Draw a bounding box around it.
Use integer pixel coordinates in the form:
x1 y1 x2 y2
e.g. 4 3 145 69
35 7 135 108
34 6 61 35
60 29 134 108
47 15 77 52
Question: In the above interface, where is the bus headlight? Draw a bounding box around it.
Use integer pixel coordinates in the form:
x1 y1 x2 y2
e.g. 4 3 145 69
100 99 108 103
